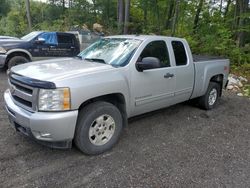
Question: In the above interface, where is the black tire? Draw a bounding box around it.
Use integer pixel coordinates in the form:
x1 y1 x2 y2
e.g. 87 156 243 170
74 101 123 155
199 82 221 110
8 56 29 69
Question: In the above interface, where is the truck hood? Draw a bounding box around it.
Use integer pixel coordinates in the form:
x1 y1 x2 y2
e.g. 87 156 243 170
0 39 24 46
11 58 114 82
0 39 27 50
0 36 18 40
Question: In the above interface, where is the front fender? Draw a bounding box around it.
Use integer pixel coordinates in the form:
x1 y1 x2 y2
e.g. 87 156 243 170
55 68 131 115
6 49 32 60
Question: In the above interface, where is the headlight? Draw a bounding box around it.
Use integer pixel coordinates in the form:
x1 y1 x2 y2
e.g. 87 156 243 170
0 47 6 53
38 88 71 111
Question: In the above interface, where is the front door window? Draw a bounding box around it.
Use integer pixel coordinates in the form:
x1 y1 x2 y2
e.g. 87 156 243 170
138 40 170 68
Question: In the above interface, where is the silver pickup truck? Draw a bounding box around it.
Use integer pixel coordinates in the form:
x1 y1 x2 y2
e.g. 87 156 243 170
4 35 229 155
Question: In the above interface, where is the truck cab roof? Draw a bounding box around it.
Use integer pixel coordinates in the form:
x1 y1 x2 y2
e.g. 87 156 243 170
106 35 185 41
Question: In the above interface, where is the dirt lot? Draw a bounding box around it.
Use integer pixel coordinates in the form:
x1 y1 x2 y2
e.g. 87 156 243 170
0 69 250 188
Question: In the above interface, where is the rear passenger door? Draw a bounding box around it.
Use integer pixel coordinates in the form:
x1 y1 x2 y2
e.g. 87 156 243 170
57 33 77 57
170 40 195 102
131 40 176 116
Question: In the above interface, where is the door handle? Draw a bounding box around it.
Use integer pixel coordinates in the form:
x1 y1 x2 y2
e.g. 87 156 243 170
164 73 174 78
70 46 75 49
50 46 56 48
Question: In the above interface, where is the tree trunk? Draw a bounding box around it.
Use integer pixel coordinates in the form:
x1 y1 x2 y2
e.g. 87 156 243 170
107 0 110 24
233 0 240 31
224 0 232 17
237 0 249 47
117 0 124 33
68 0 72 8
219 0 223 13
92 0 97 20
25 0 32 32
155 0 160 33
165 0 175 29
123 0 130 34
143 0 148 31
62 0 65 11
193 0 204 33
171 0 180 36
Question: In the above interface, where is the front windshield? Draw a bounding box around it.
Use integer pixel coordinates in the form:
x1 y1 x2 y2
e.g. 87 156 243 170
78 38 141 67
21 31 42 41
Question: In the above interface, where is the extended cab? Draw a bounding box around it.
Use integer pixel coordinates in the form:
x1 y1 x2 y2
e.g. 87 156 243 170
4 35 229 154
0 31 80 69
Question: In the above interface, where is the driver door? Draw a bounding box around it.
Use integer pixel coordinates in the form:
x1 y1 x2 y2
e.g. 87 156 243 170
31 32 58 60
130 40 176 116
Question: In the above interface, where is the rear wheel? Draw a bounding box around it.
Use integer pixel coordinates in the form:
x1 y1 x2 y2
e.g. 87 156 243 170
74 101 123 155
8 56 29 69
199 82 220 110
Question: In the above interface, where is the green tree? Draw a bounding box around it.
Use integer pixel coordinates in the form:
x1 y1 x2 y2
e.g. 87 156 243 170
0 0 10 18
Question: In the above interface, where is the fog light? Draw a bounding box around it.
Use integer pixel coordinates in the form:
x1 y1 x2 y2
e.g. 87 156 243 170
40 133 52 138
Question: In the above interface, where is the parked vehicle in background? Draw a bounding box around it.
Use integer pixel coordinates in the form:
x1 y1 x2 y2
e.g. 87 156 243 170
4 35 229 155
0 31 80 69
68 30 103 50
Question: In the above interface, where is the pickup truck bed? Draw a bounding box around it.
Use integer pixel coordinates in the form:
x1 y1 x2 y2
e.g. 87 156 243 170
191 55 229 99
193 55 226 62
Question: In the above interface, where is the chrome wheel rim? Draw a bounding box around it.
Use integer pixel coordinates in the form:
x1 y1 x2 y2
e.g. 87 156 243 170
88 114 116 146
208 88 217 106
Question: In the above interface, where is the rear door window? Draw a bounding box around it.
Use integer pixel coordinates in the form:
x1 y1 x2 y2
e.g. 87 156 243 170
171 41 187 66
57 34 74 45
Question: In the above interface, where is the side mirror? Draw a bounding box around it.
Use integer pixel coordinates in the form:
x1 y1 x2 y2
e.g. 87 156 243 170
136 57 161 72
35 37 45 44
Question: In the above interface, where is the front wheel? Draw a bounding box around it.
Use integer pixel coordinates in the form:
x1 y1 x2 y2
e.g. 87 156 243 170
8 56 29 69
199 82 220 110
74 101 123 155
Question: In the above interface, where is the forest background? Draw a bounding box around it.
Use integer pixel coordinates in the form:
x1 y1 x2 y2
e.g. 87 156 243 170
0 0 249 77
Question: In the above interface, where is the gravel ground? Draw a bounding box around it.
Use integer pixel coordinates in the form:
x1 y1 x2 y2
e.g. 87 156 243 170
0 69 250 188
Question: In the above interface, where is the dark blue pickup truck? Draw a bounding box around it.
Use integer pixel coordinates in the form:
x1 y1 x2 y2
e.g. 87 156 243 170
0 31 80 69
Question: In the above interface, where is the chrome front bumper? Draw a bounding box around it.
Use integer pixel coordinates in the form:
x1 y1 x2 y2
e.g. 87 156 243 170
4 89 78 145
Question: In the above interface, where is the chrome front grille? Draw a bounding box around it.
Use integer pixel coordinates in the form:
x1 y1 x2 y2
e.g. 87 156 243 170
9 74 38 112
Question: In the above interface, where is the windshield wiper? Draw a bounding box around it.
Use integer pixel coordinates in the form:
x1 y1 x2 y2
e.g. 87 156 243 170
84 58 107 64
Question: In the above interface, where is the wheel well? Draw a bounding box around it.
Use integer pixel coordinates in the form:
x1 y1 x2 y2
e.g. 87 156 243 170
78 93 128 126
210 74 223 96
6 52 31 66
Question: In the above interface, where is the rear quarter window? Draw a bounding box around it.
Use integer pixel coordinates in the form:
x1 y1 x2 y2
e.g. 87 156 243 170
171 41 187 66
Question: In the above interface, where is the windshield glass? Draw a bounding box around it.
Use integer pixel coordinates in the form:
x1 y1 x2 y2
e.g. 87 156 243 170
21 31 42 41
78 38 141 67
